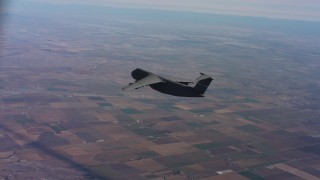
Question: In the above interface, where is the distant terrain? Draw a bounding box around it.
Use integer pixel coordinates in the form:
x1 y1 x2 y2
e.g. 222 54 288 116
0 1 319 179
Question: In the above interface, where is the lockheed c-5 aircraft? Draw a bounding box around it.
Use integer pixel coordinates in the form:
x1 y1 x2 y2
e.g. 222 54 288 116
123 68 213 97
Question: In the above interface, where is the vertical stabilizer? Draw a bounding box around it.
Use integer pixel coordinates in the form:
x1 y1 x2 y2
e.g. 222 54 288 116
193 73 213 94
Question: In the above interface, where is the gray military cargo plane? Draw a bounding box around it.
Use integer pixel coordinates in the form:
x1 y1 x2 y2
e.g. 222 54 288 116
123 68 213 97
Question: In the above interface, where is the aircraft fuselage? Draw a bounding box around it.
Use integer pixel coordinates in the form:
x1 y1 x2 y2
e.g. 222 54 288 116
131 68 204 97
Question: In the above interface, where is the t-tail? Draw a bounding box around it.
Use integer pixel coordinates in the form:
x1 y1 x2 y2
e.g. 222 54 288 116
193 73 213 95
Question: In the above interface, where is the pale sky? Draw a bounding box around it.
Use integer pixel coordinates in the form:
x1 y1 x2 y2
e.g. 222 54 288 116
17 0 320 21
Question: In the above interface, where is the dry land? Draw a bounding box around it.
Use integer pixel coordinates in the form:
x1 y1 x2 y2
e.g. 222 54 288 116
0 2 319 179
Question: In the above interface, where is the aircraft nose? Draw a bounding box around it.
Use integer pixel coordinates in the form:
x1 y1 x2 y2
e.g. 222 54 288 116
131 68 149 80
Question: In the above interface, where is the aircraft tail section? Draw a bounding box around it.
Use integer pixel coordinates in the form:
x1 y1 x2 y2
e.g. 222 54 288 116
193 73 213 94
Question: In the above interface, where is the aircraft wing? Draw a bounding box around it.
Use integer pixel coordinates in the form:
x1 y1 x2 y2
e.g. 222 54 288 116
122 74 163 91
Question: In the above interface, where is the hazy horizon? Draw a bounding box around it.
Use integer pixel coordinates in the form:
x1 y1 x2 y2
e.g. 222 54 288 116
13 0 320 22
